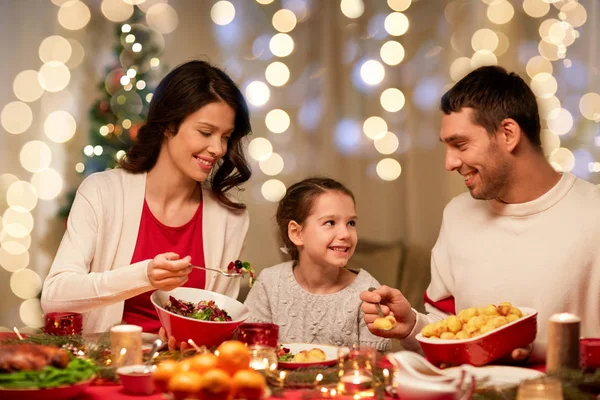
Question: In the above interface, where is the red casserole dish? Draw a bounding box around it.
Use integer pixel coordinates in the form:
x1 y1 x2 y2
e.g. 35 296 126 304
416 307 537 366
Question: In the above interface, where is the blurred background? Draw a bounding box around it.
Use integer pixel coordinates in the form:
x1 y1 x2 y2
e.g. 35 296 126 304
0 0 598 331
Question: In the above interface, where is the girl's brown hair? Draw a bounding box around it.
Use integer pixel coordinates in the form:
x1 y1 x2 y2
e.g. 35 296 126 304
276 177 355 261
119 60 252 209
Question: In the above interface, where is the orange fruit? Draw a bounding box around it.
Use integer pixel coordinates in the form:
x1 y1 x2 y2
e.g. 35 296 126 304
176 357 194 373
197 368 231 400
188 353 218 374
152 360 179 393
168 370 203 400
232 369 267 400
216 340 250 375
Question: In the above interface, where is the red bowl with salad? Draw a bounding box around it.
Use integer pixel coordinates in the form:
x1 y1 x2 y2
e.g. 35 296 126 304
151 287 249 348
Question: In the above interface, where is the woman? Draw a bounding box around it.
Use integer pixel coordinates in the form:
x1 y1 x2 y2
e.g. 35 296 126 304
41 60 252 335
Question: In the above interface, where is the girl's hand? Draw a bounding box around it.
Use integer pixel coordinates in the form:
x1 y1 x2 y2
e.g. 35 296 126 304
360 285 416 339
147 252 192 291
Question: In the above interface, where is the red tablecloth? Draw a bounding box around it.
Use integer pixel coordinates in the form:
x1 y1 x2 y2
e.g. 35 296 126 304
81 384 390 399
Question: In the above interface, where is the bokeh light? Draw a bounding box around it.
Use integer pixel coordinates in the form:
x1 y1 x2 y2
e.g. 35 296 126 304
471 51 497 68
272 9 297 32
526 55 553 78
11 269 42 300
487 0 514 25
57 0 91 30
101 0 133 22
2 207 34 239
13 71 44 103
259 153 285 176
384 12 409 36
340 0 364 19
388 0 411 12
38 61 71 92
376 158 402 181
19 298 44 328
380 88 405 112
245 81 270 107
66 38 85 68
265 61 290 87
380 41 405 66
471 29 499 52
261 179 286 202
1 102 32 135
360 60 385 86
549 147 575 172
39 35 72 63
6 182 38 212
374 132 399 155
531 72 558 98
211 1 235 26
265 109 290 133
579 93 600 121
450 57 472 82
44 111 77 143
248 137 273 161
30 168 63 201
523 0 550 18
546 108 573 135
363 116 387 140
20 140 52 173
269 33 294 57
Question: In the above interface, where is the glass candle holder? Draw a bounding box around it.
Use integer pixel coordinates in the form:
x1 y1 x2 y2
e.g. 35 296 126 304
110 324 143 368
337 345 376 397
236 322 279 371
516 377 563 400
43 312 83 336
580 338 600 372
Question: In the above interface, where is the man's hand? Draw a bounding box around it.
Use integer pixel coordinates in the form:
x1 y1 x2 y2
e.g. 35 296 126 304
147 252 192 291
360 285 416 339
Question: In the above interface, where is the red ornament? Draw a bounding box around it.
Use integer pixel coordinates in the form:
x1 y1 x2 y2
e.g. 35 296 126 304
129 124 140 141
99 101 109 112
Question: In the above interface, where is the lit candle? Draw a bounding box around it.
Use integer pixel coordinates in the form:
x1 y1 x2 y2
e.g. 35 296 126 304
110 324 142 368
338 371 373 394
547 313 580 373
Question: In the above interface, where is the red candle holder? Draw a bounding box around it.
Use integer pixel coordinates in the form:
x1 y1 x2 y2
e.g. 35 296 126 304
44 312 83 336
580 338 600 371
236 323 279 371
236 322 279 347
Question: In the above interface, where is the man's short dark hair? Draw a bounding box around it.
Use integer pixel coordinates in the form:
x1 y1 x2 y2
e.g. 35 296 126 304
440 66 542 148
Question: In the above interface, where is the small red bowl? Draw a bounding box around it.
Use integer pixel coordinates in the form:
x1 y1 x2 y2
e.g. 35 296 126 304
151 287 249 348
416 307 538 366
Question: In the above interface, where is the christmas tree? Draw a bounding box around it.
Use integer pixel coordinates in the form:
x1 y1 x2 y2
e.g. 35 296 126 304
59 7 166 219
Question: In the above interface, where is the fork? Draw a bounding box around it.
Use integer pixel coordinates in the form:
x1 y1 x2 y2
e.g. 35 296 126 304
368 287 386 318
191 265 242 277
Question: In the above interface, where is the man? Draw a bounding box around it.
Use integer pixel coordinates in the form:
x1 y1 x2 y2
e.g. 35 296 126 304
361 66 600 362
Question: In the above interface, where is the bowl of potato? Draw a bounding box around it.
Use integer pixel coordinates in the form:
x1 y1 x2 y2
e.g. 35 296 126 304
416 302 537 366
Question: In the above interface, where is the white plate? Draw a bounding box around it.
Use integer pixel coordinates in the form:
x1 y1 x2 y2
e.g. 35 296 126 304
278 343 340 369
446 365 544 389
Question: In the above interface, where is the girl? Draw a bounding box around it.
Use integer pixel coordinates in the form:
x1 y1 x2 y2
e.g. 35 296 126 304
244 178 390 351
42 60 252 335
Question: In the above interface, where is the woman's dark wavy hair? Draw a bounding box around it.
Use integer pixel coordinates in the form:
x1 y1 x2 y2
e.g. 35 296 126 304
120 60 252 209
276 177 355 262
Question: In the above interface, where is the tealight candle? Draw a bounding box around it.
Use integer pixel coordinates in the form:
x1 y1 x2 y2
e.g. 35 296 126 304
110 324 142 368
517 377 563 400
547 313 580 373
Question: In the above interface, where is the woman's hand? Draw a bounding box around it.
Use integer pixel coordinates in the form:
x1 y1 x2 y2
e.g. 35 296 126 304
360 285 416 339
147 252 192 291
158 327 190 352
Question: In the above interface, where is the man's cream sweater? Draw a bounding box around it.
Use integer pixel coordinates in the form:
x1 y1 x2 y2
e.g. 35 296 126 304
401 173 600 362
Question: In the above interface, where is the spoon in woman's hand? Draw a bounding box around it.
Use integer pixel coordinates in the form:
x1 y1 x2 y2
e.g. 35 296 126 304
144 338 162 373
368 287 397 331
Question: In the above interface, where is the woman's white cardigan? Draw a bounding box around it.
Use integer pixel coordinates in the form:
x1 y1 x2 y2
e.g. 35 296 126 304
41 168 249 333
